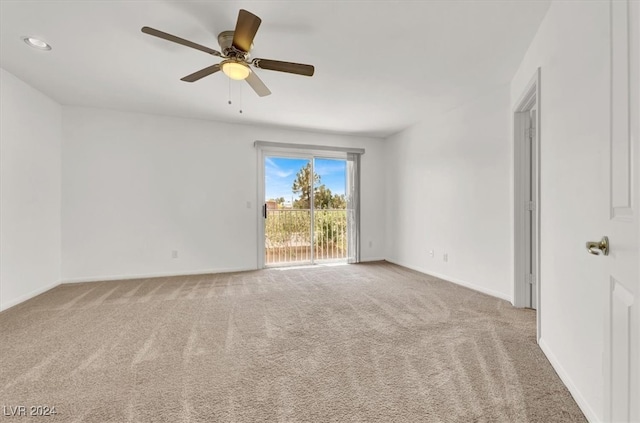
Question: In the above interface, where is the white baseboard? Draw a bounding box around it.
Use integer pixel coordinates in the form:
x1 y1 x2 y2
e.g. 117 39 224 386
62 266 257 284
538 338 600 422
360 257 386 263
0 280 61 312
384 259 512 302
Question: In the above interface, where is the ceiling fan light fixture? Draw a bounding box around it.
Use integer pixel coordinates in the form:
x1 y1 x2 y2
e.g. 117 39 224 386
22 36 51 51
221 60 250 80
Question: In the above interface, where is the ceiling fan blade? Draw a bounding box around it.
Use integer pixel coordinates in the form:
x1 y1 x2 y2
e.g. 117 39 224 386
252 59 314 77
180 64 221 82
232 9 261 52
245 71 271 97
141 26 222 57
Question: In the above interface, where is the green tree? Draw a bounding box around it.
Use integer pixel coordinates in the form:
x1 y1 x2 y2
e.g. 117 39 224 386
292 163 347 210
331 194 347 209
292 163 320 209
314 185 333 209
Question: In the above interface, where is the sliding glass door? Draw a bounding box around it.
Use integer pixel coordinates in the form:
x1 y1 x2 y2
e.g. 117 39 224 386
264 156 313 265
262 155 348 267
312 158 348 262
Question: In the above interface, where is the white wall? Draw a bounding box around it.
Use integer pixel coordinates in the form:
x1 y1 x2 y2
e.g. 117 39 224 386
510 1 610 421
384 85 512 300
62 107 385 281
0 68 62 311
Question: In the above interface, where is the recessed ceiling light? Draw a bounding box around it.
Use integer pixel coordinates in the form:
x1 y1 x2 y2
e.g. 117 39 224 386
22 36 51 51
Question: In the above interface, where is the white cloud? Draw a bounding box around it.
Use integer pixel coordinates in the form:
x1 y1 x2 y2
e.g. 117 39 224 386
265 157 295 178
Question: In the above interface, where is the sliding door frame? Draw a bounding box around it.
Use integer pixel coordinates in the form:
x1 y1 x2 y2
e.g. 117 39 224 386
256 146 348 269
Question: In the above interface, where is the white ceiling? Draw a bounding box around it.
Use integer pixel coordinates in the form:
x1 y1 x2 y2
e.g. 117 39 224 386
0 0 550 138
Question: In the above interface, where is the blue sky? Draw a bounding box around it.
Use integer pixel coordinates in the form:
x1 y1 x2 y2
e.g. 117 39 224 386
265 157 346 201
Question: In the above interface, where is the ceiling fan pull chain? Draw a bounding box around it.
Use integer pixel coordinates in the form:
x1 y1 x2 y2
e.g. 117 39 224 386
228 78 232 105
239 83 243 114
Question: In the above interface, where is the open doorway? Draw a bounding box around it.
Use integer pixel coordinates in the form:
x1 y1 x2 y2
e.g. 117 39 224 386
514 69 541 326
262 155 348 267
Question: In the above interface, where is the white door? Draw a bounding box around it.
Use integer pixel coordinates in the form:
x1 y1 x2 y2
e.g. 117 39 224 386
603 1 639 421
525 106 538 310
514 84 540 312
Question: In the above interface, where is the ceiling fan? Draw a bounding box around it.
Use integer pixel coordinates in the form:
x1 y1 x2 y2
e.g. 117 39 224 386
141 9 315 97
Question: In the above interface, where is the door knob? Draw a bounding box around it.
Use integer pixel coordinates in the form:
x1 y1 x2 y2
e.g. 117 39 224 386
586 236 609 256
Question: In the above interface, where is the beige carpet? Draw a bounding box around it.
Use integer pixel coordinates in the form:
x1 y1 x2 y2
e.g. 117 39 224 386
0 261 585 422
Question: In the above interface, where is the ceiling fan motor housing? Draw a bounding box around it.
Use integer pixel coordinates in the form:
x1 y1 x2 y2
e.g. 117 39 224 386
218 30 251 59
217 31 234 51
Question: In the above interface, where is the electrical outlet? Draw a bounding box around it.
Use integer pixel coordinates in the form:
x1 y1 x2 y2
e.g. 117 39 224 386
369 241 373 248
429 250 435 258
443 253 448 262
172 250 178 259
246 201 251 208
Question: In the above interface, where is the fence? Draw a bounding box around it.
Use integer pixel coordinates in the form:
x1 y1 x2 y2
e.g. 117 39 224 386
265 209 347 265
